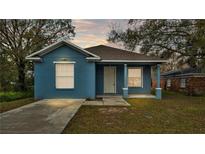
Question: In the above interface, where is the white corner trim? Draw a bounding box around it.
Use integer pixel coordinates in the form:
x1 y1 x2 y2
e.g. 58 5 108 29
53 61 76 64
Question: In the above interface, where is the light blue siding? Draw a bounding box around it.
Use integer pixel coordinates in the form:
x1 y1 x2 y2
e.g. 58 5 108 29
96 65 104 95
34 45 95 99
116 65 124 94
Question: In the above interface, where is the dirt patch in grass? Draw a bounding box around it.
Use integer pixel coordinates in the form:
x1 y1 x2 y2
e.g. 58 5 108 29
98 107 128 114
63 92 205 134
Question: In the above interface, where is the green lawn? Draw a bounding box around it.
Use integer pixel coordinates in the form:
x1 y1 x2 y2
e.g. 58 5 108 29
63 91 205 134
0 98 35 113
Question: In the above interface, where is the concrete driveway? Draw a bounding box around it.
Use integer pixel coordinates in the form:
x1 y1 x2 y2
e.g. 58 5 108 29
0 99 83 134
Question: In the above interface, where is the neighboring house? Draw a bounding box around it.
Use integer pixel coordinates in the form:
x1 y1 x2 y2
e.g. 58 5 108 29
26 40 167 100
158 68 205 95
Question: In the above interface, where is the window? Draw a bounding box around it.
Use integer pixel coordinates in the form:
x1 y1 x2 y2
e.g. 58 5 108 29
180 78 186 88
55 63 74 89
167 79 171 87
128 67 143 87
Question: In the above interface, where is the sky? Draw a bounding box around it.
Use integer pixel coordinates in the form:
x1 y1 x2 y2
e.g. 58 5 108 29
70 19 129 48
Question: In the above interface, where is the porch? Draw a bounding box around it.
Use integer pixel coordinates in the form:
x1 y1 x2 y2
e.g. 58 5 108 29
95 63 162 99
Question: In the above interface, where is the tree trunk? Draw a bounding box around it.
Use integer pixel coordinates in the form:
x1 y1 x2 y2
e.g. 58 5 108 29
17 61 26 91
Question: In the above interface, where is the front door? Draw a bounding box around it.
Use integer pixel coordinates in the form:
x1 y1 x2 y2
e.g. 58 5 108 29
104 66 116 93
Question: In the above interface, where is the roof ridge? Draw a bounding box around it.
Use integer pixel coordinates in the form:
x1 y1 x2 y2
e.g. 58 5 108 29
85 44 104 49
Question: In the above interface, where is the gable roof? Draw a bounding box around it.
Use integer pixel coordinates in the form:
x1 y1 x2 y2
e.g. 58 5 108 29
26 40 100 60
85 45 167 63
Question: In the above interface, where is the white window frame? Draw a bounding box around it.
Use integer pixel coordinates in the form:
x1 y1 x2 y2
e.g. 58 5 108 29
167 79 171 87
128 67 143 88
180 78 186 88
54 61 75 89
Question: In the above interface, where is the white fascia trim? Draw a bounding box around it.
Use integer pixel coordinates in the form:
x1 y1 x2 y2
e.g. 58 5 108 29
100 60 168 63
26 40 100 59
26 41 61 58
53 61 76 64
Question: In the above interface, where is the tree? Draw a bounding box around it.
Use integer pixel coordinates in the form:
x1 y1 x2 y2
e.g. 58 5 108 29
0 19 75 91
108 19 205 70
0 50 17 91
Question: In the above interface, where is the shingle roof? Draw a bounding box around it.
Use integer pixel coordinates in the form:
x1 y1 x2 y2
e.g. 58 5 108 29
85 45 166 61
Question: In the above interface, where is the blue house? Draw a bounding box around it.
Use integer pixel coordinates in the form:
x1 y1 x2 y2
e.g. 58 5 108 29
26 40 166 100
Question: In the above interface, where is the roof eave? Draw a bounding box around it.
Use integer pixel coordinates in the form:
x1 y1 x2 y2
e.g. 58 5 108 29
99 59 168 63
86 57 101 62
162 73 205 77
26 56 42 62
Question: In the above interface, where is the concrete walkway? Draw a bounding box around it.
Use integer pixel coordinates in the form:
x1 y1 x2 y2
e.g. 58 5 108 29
83 96 130 106
0 99 83 134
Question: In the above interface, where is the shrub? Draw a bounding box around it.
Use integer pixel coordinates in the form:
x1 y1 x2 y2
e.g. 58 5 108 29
0 91 33 102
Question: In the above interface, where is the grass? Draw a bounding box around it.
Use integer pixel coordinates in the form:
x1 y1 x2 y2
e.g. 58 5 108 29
63 91 205 134
0 91 33 102
0 98 35 113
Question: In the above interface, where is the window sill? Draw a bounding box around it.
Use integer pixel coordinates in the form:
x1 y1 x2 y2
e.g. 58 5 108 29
56 88 75 90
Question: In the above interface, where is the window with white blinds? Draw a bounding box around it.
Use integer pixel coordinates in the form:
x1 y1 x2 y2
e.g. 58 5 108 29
128 67 143 87
55 63 74 89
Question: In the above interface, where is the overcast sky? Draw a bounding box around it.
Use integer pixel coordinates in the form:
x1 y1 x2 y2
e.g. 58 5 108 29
70 19 129 48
